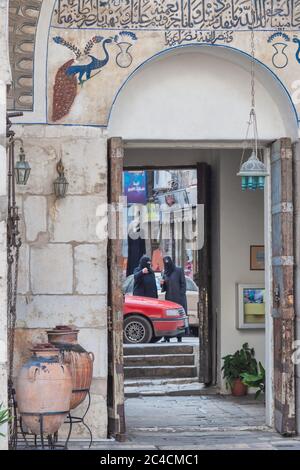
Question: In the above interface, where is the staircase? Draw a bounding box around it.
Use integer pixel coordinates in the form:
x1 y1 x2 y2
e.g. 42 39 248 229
124 343 198 380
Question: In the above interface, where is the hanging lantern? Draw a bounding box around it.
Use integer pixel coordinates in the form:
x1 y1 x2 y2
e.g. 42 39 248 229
14 146 31 185
237 1 268 191
238 151 268 191
53 159 68 198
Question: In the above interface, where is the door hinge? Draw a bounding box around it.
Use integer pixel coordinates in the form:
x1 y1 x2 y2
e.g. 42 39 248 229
274 285 280 306
108 306 113 332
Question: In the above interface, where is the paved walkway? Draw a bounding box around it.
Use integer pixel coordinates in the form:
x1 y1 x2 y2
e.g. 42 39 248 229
71 395 300 450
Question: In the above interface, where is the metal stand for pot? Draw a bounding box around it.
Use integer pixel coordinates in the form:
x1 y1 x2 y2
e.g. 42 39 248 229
19 410 72 450
63 389 93 449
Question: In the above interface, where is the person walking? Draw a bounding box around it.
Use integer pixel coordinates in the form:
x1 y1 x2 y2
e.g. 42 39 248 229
161 256 188 342
133 255 158 299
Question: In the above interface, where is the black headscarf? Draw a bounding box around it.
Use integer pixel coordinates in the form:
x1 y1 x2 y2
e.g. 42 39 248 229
163 256 175 277
138 255 153 273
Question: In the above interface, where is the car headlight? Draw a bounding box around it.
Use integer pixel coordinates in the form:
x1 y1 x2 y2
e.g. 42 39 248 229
165 309 181 317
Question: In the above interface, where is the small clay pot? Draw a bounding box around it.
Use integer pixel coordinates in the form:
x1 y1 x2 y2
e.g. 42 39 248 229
231 378 248 397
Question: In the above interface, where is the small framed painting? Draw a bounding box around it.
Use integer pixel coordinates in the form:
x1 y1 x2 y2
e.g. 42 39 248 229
237 284 265 329
250 245 265 271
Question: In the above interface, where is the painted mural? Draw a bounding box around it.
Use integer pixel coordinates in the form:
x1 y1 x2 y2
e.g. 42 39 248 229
47 0 300 126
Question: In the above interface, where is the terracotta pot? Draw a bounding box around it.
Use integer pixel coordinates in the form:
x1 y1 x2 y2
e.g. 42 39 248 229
47 325 94 410
16 344 72 435
231 378 248 397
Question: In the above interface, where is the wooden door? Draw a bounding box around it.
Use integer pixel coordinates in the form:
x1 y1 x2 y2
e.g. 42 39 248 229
271 138 296 435
107 137 126 439
197 162 212 385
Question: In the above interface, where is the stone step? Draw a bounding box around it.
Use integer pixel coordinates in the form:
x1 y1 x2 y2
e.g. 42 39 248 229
125 377 200 387
124 365 198 379
124 344 194 356
124 354 194 367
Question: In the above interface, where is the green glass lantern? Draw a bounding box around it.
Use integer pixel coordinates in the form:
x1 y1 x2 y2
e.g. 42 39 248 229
14 147 31 185
237 12 269 192
53 159 68 198
237 151 268 191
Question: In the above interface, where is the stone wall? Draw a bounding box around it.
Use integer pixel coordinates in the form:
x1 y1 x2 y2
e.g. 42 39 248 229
13 124 109 439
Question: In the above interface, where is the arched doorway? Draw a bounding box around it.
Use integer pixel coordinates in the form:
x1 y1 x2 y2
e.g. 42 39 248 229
106 45 299 439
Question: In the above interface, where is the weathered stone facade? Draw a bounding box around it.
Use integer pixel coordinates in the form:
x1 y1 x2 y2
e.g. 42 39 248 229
13 125 108 438
1 0 300 442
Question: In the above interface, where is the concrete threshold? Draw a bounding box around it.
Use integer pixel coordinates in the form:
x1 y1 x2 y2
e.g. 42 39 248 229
125 382 219 398
129 425 272 434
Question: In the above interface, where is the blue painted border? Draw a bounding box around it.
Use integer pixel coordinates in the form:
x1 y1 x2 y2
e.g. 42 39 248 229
50 26 300 34
107 42 300 127
45 1 58 124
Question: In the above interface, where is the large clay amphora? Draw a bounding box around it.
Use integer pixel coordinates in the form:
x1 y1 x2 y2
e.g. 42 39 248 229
47 325 94 410
16 344 72 435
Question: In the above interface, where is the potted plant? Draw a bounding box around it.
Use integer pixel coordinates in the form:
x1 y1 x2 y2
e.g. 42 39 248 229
221 343 258 396
241 362 265 399
0 403 10 437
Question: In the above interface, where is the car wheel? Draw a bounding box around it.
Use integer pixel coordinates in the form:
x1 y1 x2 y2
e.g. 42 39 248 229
124 315 153 344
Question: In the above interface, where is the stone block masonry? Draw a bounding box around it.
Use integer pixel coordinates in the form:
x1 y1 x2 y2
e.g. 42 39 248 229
13 124 108 439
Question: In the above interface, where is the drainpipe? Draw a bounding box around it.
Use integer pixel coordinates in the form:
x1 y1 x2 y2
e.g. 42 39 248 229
0 0 12 450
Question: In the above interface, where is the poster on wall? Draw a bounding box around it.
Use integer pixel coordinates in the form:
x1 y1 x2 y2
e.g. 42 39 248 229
250 245 265 271
237 284 265 329
123 171 147 204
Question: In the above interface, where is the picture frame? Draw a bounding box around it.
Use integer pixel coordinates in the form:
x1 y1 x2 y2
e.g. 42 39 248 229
237 283 265 329
250 245 265 271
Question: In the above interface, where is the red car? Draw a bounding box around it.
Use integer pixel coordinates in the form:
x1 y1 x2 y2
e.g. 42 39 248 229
123 294 189 344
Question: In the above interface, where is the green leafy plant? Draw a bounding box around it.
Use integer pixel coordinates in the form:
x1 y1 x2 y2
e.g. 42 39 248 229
0 403 10 437
221 343 258 390
241 362 265 399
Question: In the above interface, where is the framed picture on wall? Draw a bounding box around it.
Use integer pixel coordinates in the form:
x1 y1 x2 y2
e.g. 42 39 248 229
250 245 265 270
237 284 265 329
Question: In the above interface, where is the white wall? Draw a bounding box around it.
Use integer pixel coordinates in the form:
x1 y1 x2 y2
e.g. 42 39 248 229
219 151 265 389
109 47 298 141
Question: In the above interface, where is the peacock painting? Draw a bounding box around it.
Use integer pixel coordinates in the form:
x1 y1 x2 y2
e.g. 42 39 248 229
51 32 137 122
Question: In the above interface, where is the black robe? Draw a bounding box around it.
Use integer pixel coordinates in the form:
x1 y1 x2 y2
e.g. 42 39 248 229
133 256 158 298
162 266 188 313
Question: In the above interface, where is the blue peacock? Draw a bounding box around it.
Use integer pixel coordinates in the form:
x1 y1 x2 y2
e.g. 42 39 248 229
52 35 113 121
52 32 137 122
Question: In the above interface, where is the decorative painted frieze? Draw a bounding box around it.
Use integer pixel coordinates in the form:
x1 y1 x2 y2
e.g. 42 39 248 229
8 0 43 111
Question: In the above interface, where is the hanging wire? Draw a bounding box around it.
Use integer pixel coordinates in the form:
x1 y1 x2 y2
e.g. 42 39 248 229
239 0 262 169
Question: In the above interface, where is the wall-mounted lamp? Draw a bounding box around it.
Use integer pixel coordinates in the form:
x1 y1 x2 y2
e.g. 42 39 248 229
53 159 68 198
14 140 31 185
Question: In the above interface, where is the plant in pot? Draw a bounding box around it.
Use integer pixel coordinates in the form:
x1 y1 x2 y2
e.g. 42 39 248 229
241 362 265 399
0 403 10 437
221 343 258 396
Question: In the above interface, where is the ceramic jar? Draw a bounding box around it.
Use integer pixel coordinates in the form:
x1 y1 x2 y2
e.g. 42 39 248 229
16 344 72 435
47 325 94 409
